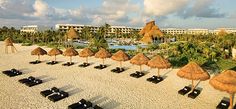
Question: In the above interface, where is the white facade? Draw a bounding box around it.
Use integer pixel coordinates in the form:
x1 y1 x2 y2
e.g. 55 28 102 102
187 29 209 35
20 25 50 33
55 24 142 35
161 28 187 35
214 28 236 35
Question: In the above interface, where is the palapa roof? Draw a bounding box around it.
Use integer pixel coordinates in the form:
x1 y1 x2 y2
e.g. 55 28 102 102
111 50 130 61
79 48 94 57
210 70 236 94
66 28 79 39
147 55 171 69
48 48 63 56
139 21 163 44
177 62 210 81
63 47 78 56
4 37 13 46
130 53 149 65
95 48 111 59
31 47 47 55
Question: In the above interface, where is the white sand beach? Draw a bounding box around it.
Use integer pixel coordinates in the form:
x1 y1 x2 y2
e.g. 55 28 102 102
0 41 234 109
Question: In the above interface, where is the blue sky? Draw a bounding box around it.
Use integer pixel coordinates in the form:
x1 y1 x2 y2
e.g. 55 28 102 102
0 0 235 29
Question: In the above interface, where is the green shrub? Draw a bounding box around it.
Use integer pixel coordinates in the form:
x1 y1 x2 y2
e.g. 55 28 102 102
21 43 32 46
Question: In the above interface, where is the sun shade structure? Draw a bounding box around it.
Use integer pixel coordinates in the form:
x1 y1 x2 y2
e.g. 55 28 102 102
48 48 63 61
147 55 171 77
31 47 47 61
79 48 94 63
95 48 111 65
130 53 149 72
177 62 210 90
63 47 78 63
139 21 163 44
4 37 17 53
111 50 130 68
66 27 79 39
210 70 236 109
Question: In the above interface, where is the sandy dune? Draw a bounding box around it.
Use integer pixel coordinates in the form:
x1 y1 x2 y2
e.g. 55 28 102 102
0 42 234 109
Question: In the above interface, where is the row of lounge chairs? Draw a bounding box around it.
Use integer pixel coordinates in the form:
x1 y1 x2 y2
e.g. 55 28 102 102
68 99 103 109
18 76 43 87
2 68 22 77
40 87 69 102
178 86 201 99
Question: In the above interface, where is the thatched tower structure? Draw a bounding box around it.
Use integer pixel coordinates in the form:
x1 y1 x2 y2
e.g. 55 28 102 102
139 21 163 44
4 37 17 53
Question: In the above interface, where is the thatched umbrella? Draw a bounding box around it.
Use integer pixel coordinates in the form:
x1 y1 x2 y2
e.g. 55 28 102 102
177 62 210 90
210 70 236 109
48 48 63 61
130 53 149 72
31 47 47 61
111 50 130 68
66 27 79 39
95 48 111 65
147 55 171 77
4 37 17 53
63 47 78 63
79 48 94 63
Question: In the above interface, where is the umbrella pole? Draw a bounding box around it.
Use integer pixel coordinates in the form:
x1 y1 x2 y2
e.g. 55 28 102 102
140 65 142 72
54 55 56 61
157 69 160 77
70 56 72 64
230 93 234 109
120 61 122 68
5 46 8 54
38 55 40 61
86 57 88 63
102 58 105 65
192 79 194 90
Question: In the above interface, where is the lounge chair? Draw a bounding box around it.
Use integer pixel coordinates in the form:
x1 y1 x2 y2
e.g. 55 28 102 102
147 75 158 82
130 71 145 78
48 91 69 102
178 86 192 95
25 79 43 87
188 89 201 99
68 99 87 109
40 87 60 97
111 67 125 73
79 63 90 67
94 64 107 69
29 60 41 64
216 99 230 109
18 76 36 84
152 77 164 84
3 69 22 77
46 61 58 65
78 101 93 109
62 62 74 66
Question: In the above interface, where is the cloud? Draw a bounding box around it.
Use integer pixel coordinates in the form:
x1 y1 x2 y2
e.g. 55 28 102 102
143 0 190 16
178 0 225 18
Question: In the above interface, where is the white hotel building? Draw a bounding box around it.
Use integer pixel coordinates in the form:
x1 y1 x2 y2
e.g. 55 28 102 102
20 25 51 33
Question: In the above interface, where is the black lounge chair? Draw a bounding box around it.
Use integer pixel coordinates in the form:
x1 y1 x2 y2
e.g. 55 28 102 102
46 61 58 65
62 62 74 66
18 76 36 84
216 99 230 109
40 87 60 97
188 89 201 99
48 91 69 102
130 71 145 78
147 75 158 82
152 77 163 84
79 63 90 67
94 64 107 69
68 99 87 109
2 69 22 77
79 101 93 109
25 79 43 87
178 86 192 95
29 60 41 64
111 67 125 73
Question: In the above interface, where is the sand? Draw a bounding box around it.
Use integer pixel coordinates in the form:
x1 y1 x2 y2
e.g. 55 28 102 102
0 41 234 109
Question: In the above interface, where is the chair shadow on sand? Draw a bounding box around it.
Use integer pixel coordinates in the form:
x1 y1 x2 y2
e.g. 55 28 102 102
88 95 121 109
19 68 34 74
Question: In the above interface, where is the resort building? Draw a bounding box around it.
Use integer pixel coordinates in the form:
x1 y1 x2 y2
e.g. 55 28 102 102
55 24 142 35
186 29 209 35
20 25 51 33
161 28 187 35
213 28 236 35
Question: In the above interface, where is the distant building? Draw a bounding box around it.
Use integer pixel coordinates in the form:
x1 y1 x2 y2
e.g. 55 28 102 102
214 28 236 35
55 24 142 35
161 28 187 35
20 25 51 33
187 29 209 35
